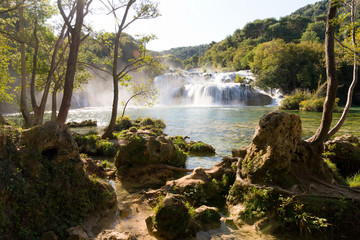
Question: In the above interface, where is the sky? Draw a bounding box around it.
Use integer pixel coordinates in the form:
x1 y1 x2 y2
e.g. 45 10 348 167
87 0 321 52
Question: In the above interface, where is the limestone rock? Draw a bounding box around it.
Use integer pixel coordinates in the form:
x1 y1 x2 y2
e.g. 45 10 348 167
241 111 302 181
325 134 360 176
146 194 191 239
96 230 136 240
66 226 89 240
115 134 187 188
194 205 221 231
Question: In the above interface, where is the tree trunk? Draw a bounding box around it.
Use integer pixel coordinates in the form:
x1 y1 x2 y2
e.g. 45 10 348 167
33 24 69 125
0 113 6 125
30 14 40 126
307 1 339 157
327 0 358 139
56 0 85 124
18 3 31 127
102 31 121 139
101 0 134 139
51 90 57 121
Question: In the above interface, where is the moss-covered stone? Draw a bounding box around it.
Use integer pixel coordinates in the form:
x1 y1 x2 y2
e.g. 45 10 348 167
171 135 216 156
147 194 191 239
0 122 115 239
324 134 360 176
66 119 97 128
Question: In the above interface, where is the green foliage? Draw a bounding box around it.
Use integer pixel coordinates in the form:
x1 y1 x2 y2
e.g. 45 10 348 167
251 39 325 94
280 91 311 110
234 75 245 83
299 97 326 112
346 171 360 187
277 196 329 235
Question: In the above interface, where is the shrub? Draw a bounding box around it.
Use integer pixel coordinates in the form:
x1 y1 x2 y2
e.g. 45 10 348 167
234 75 245 83
279 91 310 110
300 97 339 112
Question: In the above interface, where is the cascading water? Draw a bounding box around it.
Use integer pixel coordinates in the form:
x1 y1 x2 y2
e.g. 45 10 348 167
154 70 274 106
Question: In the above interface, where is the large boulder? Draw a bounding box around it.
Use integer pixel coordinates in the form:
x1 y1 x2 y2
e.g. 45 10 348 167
324 134 360 176
146 194 191 239
240 111 302 181
0 122 115 239
115 134 187 188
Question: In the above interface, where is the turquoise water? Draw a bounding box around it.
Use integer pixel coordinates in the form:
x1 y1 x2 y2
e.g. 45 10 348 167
65 106 360 169
6 106 360 169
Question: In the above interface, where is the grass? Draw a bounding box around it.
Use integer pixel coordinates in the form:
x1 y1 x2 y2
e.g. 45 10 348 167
346 171 360 187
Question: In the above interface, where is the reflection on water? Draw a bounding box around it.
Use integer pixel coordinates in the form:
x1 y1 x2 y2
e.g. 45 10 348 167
6 106 360 169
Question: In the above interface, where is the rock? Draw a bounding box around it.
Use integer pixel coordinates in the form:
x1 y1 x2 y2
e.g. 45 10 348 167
187 140 216 156
96 230 135 240
66 226 89 240
232 146 248 158
67 120 97 128
171 136 216 156
164 157 236 206
115 134 187 188
115 135 186 169
20 121 80 164
146 194 191 239
325 134 360 176
241 111 302 181
254 216 280 234
0 122 116 239
194 205 221 231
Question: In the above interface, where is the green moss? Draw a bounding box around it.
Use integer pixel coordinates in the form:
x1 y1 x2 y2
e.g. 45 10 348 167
114 116 132 131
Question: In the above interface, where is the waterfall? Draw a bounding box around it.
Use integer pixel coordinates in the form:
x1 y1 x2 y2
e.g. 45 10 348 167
154 70 273 106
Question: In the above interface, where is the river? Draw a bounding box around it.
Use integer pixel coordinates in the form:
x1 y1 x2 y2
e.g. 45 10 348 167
63 105 360 169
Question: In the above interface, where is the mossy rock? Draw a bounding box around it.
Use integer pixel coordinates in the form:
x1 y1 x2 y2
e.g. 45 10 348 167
115 134 187 176
147 194 191 239
114 116 132 131
194 205 221 231
0 122 115 239
66 119 97 128
324 134 360 176
171 136 216 157
188 141 216 156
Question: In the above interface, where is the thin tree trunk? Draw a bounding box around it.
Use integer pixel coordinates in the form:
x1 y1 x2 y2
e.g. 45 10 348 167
51 90 57 121
30 14 40 126
307 1 339 151
102 1 134 139
327 0 358 139
102 30 121 139
18 3 31 127
33 24 70 125
56 0 85 124
0 113 6 125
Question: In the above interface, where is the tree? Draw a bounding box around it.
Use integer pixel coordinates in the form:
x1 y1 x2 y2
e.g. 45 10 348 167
121 78 158 117
0 35 14 124
100 0 160 139
327 0 359 138
307 0 340 159
56 0 92 124
251 39 325 94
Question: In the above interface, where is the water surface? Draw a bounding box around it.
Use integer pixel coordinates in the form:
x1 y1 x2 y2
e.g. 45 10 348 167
64 106 360 169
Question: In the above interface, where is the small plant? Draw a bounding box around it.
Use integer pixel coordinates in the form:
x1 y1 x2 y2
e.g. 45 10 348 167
234 75 245 83
346 171 360 187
